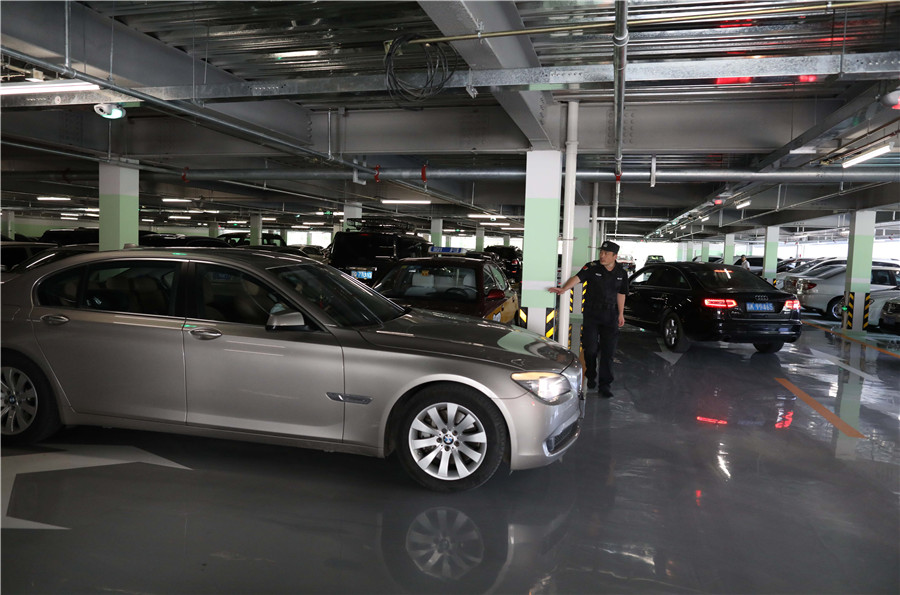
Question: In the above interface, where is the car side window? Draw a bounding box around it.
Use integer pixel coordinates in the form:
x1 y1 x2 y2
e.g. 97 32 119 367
483 266 499 293
487 265 508 290
82 261 179 316
197 264 288 325
656 268 690 289
36 266 84 308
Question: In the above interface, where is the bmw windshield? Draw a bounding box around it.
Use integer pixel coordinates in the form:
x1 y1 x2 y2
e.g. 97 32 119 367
271 263 406 327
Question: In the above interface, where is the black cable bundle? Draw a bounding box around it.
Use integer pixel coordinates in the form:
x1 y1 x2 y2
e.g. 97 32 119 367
384 33 458 106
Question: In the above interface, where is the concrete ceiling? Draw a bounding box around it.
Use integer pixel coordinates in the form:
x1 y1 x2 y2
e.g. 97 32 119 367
2 0 899 242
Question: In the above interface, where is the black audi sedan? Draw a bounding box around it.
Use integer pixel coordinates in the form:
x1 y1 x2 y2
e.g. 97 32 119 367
624 262 802 353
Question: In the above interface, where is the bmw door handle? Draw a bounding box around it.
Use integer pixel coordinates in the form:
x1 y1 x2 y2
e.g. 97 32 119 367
40 314 70 325
189 327 223 340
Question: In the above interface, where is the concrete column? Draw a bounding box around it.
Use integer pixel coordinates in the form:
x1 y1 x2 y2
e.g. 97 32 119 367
249 214 262 245
99 163 139 250
843 210 876 334
430 218 443 249
763 226 780 283
723 233 737 264
522 150 563 338
332 223 342 241
571 205 591 319
700 241 711 262
503 235 510 247
208 222 220 238
475 226 485 251
343 202 362 231
1 211 15 238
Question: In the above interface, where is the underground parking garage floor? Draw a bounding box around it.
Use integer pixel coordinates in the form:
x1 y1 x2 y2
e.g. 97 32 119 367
2 320 898 594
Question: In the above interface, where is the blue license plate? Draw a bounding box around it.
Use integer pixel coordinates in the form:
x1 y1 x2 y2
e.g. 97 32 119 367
747 302 775 312
352 270 373 280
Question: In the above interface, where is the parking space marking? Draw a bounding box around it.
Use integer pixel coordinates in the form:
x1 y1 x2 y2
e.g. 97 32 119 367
808 348 880 382
775 378 866 438
803 321 900 360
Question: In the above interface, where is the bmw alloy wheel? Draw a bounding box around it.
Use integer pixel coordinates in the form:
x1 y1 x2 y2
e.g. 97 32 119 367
408 401 488 481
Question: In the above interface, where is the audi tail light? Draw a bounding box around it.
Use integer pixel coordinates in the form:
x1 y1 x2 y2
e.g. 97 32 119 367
703 298 738 309
783 299 801 311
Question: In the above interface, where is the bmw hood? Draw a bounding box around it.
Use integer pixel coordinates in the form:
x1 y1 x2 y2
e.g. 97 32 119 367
361 309 575 371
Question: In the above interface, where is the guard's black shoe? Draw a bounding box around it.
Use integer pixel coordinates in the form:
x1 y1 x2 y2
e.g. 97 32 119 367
599 386 613 399
587 379 597 390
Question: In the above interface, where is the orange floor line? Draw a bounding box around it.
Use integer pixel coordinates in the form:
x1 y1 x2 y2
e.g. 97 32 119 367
775 377 866 438
802 321 900 360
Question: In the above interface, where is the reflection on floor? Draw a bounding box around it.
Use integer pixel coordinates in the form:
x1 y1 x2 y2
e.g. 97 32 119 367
3 317 898 594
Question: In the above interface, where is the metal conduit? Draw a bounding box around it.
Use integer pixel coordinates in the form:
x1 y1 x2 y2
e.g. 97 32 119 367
4 167 899 184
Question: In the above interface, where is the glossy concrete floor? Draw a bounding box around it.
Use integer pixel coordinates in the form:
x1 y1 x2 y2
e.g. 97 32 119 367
3 317 898 594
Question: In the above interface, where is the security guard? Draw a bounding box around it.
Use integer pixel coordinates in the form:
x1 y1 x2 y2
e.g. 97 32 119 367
549 240 629 398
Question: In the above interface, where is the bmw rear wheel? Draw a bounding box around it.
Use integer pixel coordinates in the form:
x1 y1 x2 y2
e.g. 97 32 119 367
826 297 843 321
1 353 61 445
398 386 506 492
661 313 691 353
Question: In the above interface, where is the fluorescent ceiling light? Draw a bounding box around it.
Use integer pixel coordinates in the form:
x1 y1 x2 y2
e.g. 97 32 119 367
505 227 525 231
315 211 344 215
468 214 506 219
60 217 78 221
381 199 431 204
141 218 155 222
168 215 191 220
0 80 101 96
594 216 669 222
841 142 893 168
479 222 509 226
262 217 278 221
735 200 752 209
291 225 309 229
162 198 191 203
37 196 71 201
701 216 709 222
275 50 320 59
227 220 248 225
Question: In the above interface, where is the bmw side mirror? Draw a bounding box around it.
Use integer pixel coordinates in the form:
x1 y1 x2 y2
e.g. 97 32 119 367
266 310 309 331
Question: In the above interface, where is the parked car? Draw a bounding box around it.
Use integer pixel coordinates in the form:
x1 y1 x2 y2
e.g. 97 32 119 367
775 257 830 289
840 287 900 330
0 241 56 271
879 297 900 332
779 258 900 292
1 244 100 284
733 256 783 275
139 234 232 247
237 244 326 262
0 248 583 491
483 245 523 283
291 244 327 262
373 250 519 324
644 255 665 265
217 231 287 247
329 219 430 284
624 262 802 353
795 265 900 320
616 254 636 273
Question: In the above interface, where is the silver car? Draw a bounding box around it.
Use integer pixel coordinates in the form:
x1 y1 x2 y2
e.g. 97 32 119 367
1 249 583 491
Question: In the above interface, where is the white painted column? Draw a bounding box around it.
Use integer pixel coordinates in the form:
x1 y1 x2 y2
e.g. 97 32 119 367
700 241 711 262
343 202 362 231
723 233 737 265
208 221 220 238
843 210 876 334
763 226 780 283
522 150 563 338
430 218 443 248
1 211 15 239
250 214 262 245
99 163 139 250
475 225 485 251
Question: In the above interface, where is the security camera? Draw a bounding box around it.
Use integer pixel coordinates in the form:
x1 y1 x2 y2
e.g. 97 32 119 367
94 103 126 119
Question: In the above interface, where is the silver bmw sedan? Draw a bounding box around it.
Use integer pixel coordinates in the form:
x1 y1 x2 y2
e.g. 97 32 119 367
1 248 583 491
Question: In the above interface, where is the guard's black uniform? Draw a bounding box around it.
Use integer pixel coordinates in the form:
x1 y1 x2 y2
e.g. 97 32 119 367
576 260 629 391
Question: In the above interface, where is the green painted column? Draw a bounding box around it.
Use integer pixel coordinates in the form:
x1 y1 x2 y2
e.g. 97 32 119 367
343 202 362 231
700 241 711 262
843 210 876 334
763 226 780 283
723 233 737 265
521 150 562 336
208 222 220 238
98 163 139 251
475 225 485 251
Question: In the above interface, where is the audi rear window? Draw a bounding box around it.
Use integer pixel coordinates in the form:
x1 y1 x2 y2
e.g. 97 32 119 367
693 268 779 290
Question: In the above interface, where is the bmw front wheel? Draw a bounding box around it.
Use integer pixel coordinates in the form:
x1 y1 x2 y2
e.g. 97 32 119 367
1 353 61 445
398 386 507 492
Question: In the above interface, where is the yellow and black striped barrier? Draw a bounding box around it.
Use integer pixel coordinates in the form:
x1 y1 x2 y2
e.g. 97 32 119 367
516 307 557 339
843 292 872 330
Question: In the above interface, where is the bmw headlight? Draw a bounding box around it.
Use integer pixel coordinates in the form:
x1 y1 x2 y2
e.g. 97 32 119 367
511 372 572 404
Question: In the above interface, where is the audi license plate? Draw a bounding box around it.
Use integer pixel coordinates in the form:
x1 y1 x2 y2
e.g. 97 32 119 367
747 302 775 312
352 270 374 280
